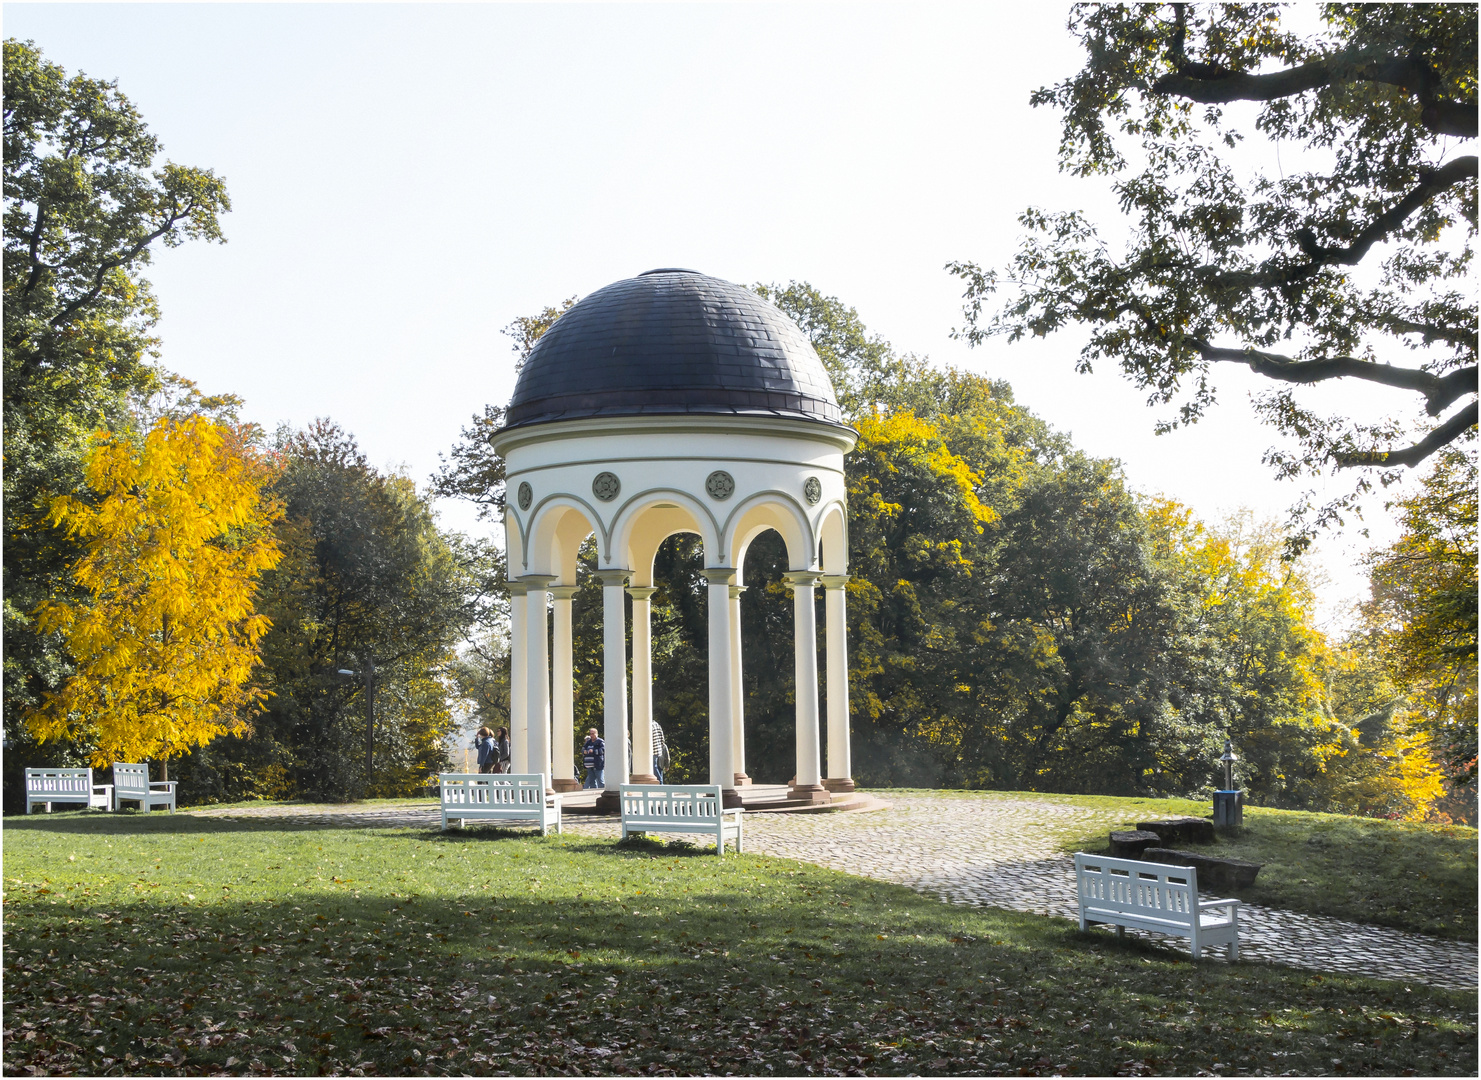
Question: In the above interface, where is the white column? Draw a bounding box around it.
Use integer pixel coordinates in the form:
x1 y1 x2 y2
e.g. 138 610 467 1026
549 586 580 792
784 570 828 803
729 584 749 785
702 568 740 807
596 569 631 808
627 586 658 783
821 574 854 793
507 581 529 775
523 575 555 793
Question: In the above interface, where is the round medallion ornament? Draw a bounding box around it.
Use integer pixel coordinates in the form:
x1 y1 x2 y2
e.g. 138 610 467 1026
803 476 822 505
592 471 621 502
705 470 735 500
517 481 533 511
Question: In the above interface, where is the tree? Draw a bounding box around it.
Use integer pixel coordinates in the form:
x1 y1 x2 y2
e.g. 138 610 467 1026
843 411 1000 786
503 297 578 377
975 458 1187 794
1365 447 1478 786
27 417 282 769
3 39 230 796
246 421 473 800
949 4 1477 538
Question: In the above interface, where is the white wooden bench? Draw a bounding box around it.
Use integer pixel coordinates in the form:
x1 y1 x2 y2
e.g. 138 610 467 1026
620 784 742 855
439 773 561 835
1074 853 1241 959
24 768 112 814
111 763 177 812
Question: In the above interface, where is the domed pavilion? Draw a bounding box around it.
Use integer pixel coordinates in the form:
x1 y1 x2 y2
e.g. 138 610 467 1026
492 269 857 810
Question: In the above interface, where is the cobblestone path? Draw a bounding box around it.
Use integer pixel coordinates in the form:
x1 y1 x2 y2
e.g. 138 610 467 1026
191 794 1477 991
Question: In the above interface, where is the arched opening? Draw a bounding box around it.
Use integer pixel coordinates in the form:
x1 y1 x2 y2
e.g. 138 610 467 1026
735 527 811 784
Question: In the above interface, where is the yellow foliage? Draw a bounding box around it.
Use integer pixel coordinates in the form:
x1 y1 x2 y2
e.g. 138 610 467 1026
853 411 995 528
29 417 284 766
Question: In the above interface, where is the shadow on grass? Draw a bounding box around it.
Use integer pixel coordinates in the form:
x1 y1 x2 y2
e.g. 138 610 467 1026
4 808 442 837
8 810 741 863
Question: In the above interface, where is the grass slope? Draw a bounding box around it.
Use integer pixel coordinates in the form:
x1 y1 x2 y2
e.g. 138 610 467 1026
3 809 1475 1077
904 790 1478 941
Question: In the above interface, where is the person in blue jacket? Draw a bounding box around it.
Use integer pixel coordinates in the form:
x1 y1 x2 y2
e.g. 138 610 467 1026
473 726 497 773
581 728 605 788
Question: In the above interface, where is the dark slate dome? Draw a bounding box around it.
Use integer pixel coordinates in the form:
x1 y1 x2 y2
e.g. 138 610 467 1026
503 270 842 430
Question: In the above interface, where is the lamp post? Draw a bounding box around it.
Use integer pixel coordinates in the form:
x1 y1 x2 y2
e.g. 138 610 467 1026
1214 738 1242 829
336 656 377 789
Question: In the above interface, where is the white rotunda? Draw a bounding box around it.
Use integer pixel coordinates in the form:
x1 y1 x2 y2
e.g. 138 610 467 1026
492 268 857 810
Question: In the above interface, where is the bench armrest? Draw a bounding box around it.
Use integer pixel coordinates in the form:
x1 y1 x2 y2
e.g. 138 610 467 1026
93 784 114 795
148 782 178 792
1198 898 1241 910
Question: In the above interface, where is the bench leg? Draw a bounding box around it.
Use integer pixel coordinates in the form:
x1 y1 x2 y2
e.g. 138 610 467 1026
1228 939 1239 962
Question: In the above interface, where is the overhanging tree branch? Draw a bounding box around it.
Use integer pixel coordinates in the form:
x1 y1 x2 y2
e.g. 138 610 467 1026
1335 401 1479 469
1192 340 1477 415
1153 53 1478 138
1292 157 1478 269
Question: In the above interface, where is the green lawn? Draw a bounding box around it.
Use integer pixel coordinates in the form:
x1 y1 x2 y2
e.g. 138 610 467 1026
3 808 1475 1077
897 790 1478 941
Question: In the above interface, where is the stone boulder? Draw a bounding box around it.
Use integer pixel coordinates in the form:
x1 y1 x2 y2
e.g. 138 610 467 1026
1136 816 1215 845
1141 848 1261 891
1108 830 1162 857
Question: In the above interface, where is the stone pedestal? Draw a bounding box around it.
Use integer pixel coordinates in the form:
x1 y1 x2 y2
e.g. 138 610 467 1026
822 777 856 793
1137 816 1215 845
788 782 832 805
593 789 622 814
552 777 583 793
1213 790 1243 829
1143 847 1261 890
733 772 752 786
1109 829 1161 858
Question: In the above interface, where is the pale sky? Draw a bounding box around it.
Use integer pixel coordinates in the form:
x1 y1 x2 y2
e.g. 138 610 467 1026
5 1 1427 626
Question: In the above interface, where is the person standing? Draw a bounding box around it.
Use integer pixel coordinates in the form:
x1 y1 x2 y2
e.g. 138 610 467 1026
473 726 497 774
493 726 511 774
581 728 605 789
651 719 669 784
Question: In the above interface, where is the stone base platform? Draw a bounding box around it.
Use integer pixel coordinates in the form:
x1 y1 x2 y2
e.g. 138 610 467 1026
559 783 888 817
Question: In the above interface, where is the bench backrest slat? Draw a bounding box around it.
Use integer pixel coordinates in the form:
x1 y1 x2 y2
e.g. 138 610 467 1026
621 784 724 821
112 763 154 797
1075 854 1198 923
439 774 546 806
25 768 93 796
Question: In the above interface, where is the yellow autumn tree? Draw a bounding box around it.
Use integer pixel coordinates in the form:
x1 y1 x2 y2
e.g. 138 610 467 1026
29 417 284 767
